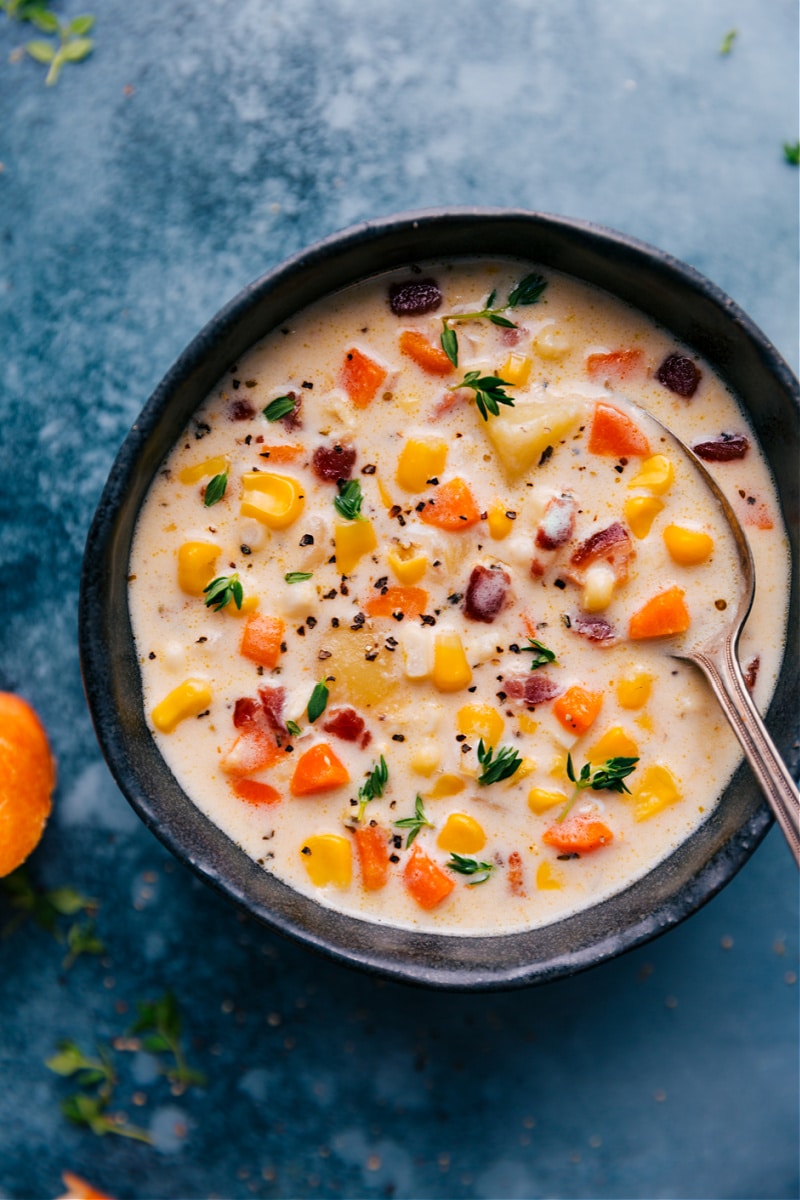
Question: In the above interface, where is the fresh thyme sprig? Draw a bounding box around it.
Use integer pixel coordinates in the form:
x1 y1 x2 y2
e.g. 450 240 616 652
263 394 297 422
285 571 313 583
520 637 557 670
439 272 548 366
446 853 495 885
306 680 329 724
203 471 228 507
476 739 522 785
6 3 95 87
129 991 206 1092
333 478 364 521
1 866 97 940
356 755 389 822
558 753 640 821
203 573 243 612
450 371 515 421
62 920 104 971
286 719 303 737
394 794 433 848
46 1040 151 1142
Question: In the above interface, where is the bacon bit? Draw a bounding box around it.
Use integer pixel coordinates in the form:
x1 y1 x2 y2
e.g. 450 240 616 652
572 615 617 644
429 390 462 421
312 443 357 482
530 558 545 578
656 353 701 398
322 706 371 748
743 655 760 692
463 565 511 623
692 432 750 462
507 850 525 896
570 522 634 585
502 326 521 346
233 697 261 729
228 398 256 421
535 493 577 550
504 674 563 706
258 687 288 737
586 348 644 382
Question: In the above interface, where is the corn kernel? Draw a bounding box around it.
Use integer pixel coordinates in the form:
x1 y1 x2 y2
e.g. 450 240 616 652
500 352 532 387
589 726 639 762
410 740 441 776
427 774 465 799
581 564 616 613
396 439 448 492
240 472 305 529
617 672 652 709
533 326 571 360
177 541 221 596
387 549 428 585
624 495 664 539
487 503 515 540
456 703 504 747
178 454 229 485
627 454 675 495
432 632 472 693
517 713 539 735
151 679 212 733
437 813 486 854
225 594 260 618
333 518 378 575
300 834 353 888
630 764 682 822
536 861 564 889
663 524 714 565
528 787 567 814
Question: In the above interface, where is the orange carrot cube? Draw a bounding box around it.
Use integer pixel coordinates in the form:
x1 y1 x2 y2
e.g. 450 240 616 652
341 347 387 407
402 844 455 910
552 686 603 735
290 743 350 796
419 478 481 531
629 586 690 639
588 402 651 457
240 614 285 669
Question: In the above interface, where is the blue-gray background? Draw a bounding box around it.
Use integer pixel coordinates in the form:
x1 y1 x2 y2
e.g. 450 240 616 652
0 2 797 1198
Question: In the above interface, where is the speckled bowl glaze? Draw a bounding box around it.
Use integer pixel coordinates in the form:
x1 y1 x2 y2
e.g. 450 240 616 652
79 209 799 990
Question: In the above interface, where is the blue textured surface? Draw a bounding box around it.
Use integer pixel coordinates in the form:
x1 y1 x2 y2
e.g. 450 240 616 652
0 2 797 1198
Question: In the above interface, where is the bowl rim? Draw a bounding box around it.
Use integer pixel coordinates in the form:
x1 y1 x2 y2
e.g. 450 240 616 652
79 206 800 990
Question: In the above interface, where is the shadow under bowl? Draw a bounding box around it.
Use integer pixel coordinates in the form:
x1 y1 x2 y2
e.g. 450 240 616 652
79 208 800 990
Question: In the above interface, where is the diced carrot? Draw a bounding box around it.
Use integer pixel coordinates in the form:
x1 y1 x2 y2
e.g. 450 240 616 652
552 686 603 735
629 586 690 639
586 348 644 382
364 586 429 619
402 844 455 910
290 743 350 796
588 402 651 457
542 816 614 853
399 330 454 376
419 477 481 531
232 779 282 806
221 731 286 776
507 850 525 896
341 347 387 407
353 824 390 891
240 614 285 669
257 444 304 463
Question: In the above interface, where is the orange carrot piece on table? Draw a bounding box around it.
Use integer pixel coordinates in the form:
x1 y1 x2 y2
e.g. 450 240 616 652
629 586 690 639
552 685 603 735
354 824 391 891
364 586 429 619
403 844 455 910
240 614 285 669
419 477 481 531
257 444 304 463
542 816 614 853
399 330 454 376
588 402 651 457
0 692 55 877
586 348 644 382
341 347 387 407
291 743 350 796
232 779 282 806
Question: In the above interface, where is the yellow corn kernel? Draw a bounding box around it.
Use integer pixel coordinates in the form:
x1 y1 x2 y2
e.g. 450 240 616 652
431 632 472 693
456 703 504 747
333 518 378 575
487 502 515 540
635 711 655 733
617 672 652 709
536 860 564 890
437 812 486 854
178 454 229 485
528 787 567 814
663 524 714 566
517 713 539 735
387 549 428 585
500 352 532 387
624 495 665 539
630 764 682 822
376 476 394 509
151 679 212 733
225 594 259 618
549 751 568 779
589 726 639 762
240 472 305 529
533 326 571 360
427 774 465 799
300 834 353 888
627 454 675 495
581 564 616 613
410 740 441 776
395 439 448 492
177 541 221 596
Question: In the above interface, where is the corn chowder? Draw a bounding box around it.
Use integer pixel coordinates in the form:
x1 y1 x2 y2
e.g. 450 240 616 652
128 260 789 934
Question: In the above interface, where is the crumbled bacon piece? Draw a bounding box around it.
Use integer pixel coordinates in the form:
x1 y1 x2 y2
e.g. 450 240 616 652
322 706 371 748
572 615 617 644
507 850 525 896
228 398 256 421
463 565 511 623
233 688 287 738
233 697 261 729
388 278 442 316
504 674 562 706
535 493 577 550
570 522 634 584
692 433 750 462
656 353 701 398
258 687 288 736
312 442 357 482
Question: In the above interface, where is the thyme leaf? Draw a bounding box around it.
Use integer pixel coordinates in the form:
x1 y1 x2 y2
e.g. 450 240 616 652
394 794 433 848
129 991 206 1090
476 739 522 785
203 471 228 507
521 637 557 670
558 753 640 821
446 853 495 885
203 573 243 612
286 719 303 737
719 28 737 55
263 394 297 422
356 754 389 822
450 371 515 421
439 272 548 366
306 680 329 724
284 571 313 583
333 478 364 521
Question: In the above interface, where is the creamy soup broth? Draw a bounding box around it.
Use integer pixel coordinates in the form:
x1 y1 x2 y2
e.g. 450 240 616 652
128 260 789 934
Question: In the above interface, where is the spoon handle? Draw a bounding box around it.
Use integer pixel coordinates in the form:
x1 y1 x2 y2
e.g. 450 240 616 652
685 644 800 866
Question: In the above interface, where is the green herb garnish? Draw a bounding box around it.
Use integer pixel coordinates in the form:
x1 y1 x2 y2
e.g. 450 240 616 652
356 755 388 822
333 478 364 521
1 866 97 942
394 794 433 848
783 141 800 166
46 1040 151 1142
129 991 206 1091
476 739 522 785
62 920 105 971
719 28 737 55
203 471 228 507
558 753 640 821
14 6 95 87
439 272 548 366
446 853 495 885
263 394 297 422
286 719 303 737
203 573 243 612
306 680 329 724
284 570 313 583
520 637 557 670
450 371 515 422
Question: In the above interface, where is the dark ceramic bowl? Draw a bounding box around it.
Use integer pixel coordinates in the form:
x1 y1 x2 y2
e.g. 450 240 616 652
79 209 800 990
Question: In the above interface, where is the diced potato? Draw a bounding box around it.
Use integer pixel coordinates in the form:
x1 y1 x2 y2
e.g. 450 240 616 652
324 628 401 710
624 495 664 539
528 787 567 814
481 396 588 479
396 439 448 492
663 524 714 565
437 813 486 854
500 352 532 387
456 703 504 747
536 860 564 889
333 518 378 575
177 541 221 596
630 764 682 822
581 563 616 612
240 472 305 529
533 326 571 360
431 632 472 693
401 625 434 681
151 679 212 733
300 834 353 888
617 672 652 709
627 454 675 495
588 726 639 762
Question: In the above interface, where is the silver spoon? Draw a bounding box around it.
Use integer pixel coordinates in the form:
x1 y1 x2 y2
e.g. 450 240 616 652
636 407 800 865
